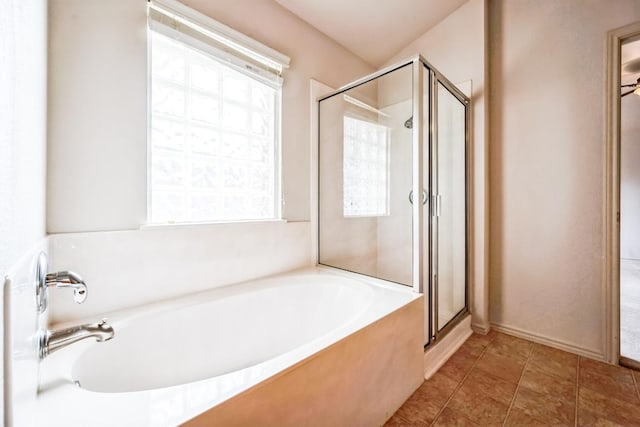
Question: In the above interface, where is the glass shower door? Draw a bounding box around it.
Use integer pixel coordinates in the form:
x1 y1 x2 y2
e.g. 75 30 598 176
318 64 414 286
434 81 467 332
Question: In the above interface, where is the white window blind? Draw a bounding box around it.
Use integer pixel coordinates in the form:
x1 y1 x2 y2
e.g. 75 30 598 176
149 0 289 86
148 0 289 224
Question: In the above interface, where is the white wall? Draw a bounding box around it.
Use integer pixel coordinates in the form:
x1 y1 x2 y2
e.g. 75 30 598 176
49 222 311 323
0 0 48 278
47 0 147 232
0 0 48 424
383 0 490 331
46 0 374 322
489 0 640 357
621 91 640 260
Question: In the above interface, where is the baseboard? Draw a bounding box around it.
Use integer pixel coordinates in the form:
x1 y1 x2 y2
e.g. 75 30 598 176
471 321 490 335
490 322 605 361
423 315 473 379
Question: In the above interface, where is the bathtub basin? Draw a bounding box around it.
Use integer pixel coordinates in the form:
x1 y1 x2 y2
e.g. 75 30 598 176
36 267 424 426
73 275 374 393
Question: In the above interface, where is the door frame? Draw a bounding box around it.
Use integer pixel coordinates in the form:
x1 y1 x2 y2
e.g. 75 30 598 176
604 21 640 365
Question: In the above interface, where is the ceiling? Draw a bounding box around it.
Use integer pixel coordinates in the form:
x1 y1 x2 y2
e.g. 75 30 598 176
273 0 469 67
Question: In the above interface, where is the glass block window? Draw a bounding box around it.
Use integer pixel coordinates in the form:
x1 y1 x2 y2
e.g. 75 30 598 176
343 116 390 217
149 30 279 223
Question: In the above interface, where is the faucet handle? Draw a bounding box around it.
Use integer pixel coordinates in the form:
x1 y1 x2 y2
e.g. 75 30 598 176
45 271 88 304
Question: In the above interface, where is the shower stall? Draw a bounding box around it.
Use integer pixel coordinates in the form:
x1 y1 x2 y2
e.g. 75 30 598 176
317 56 469 346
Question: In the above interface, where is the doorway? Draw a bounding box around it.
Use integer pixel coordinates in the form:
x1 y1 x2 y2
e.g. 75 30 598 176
605 21 640 367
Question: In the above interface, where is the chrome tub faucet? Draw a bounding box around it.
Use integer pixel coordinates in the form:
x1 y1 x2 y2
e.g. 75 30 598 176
35 252 115 359
39 318 114 359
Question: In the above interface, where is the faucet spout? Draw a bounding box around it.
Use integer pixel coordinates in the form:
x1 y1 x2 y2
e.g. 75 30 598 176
40 318 114 359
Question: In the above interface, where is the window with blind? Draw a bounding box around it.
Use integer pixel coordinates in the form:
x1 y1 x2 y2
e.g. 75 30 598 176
148 0 288 224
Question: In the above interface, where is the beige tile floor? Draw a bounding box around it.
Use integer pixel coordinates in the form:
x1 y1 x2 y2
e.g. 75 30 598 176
385 332 640 426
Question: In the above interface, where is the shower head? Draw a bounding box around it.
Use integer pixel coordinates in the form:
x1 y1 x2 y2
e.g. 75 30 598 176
404 116 413 129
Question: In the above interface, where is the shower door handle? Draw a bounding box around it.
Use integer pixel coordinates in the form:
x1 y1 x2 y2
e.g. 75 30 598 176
432 194 442 217
409 189 428 205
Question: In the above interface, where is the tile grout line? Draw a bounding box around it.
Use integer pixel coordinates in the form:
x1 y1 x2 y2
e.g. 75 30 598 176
428 334 497 427
500 343 534 427
574 357 580 427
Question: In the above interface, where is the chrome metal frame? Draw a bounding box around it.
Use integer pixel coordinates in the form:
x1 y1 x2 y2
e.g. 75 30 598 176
412 61 428 345
316 55 471 347
317 57 417 102
430 73 471 343
412 63 425 293
430 67 439 345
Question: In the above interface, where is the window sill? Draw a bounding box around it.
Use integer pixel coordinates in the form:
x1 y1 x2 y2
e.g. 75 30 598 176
139 218 290 231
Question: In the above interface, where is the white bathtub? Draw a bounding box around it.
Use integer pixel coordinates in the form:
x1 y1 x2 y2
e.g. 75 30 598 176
36 268 424 426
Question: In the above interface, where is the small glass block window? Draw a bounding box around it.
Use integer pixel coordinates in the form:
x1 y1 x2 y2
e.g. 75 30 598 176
343 116 390 217
149 31 278 223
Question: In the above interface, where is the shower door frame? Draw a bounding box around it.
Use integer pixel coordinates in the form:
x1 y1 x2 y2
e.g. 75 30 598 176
424 58 471 345
315 56 471 347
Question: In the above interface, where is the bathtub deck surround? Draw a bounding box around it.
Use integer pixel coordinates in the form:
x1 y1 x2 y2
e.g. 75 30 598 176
35 268 424 426
186 292 424 426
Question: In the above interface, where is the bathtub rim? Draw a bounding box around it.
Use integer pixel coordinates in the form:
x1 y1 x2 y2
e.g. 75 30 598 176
48 265 414 331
